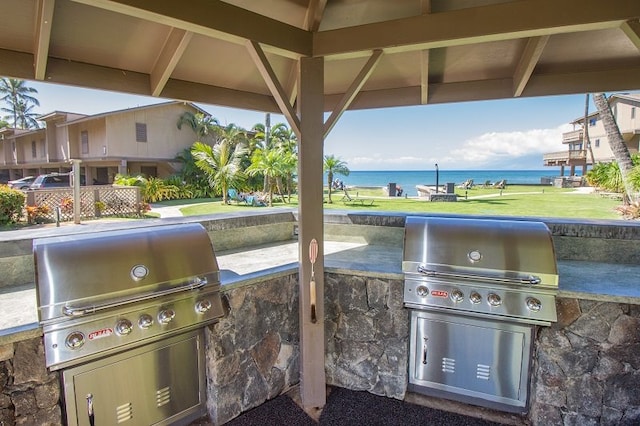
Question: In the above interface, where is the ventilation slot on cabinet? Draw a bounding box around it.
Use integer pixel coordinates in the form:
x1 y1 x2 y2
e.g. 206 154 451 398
116 402 133 423
476 364 491 380
442 357 456 373
156 386 171 407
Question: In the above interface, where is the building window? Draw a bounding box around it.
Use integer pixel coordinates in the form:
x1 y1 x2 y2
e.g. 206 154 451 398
40 139 46 158
632 107 636 119
595 139 600 148
589 118 597 126
31 141 37 158
81 131 89 154
136 123 147 142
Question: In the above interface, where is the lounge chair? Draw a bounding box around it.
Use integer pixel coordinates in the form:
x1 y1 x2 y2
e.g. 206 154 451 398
457 179 474 189
482 180 492 188
493 180 507 189
227 188 247 204
341 188 375 206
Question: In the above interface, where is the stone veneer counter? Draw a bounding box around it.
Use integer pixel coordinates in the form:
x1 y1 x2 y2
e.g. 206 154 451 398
2 239 640 341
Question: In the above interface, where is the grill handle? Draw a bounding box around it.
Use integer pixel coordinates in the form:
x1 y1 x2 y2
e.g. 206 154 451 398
62 277 208 317
416 265 542 286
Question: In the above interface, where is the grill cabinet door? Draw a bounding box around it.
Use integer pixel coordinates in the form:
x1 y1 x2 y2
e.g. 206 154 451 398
63 330 205 426
409 310 532 411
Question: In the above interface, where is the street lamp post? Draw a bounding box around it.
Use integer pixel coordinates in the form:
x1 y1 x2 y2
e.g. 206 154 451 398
435 163 439 194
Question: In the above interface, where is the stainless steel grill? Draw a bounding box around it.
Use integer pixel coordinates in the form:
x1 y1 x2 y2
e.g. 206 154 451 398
34 223 225 426
402 216 559 413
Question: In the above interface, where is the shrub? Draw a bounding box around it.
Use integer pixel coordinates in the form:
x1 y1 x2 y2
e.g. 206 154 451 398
25 205 51 224
0 185 26 225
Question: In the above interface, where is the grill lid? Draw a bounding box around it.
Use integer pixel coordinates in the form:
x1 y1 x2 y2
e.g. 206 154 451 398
34 223 220 323
403 216 558 288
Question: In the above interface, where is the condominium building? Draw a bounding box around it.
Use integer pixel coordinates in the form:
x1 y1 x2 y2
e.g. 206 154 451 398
0 101 208 184
543 94 640 176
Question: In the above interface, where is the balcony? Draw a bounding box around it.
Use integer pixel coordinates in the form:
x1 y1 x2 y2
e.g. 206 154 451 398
543 149 587 166
562 129 583 144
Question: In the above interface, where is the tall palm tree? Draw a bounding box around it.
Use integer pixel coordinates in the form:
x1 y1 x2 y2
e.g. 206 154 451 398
191 139 248 204
0 78 40 129
177 111 220 144
592 93 637 203
323 155 350 204
14 100 40 129
270 123 298 200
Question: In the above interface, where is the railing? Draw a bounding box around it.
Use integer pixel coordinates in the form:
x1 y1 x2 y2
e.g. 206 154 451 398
25 186 142 222
562 129 583 144
543 150 587 164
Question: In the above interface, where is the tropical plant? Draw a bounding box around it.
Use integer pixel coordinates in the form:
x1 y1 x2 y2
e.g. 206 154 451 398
0 78 40 129
586 154 640 193
269 123 298 201
176 111 220 144
323 155 350 203
141 176 179 203
191 140 248 204
246 147 286 206
593 93 637 203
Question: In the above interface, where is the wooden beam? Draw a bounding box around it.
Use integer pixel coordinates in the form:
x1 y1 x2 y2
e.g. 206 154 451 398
71 0 312 57
420 50 430 105
297 55 325 410
513 36 550 97
314 0 640 57
304 0 327 32
621 19 640 51
246 40 301 135
33 0 55 80
150 28 192 97
324 49 383 138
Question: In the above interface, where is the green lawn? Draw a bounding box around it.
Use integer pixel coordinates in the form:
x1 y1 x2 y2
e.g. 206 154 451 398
174 185 623 220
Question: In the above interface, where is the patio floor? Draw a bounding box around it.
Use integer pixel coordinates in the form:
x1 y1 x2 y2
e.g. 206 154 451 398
193 386 528 425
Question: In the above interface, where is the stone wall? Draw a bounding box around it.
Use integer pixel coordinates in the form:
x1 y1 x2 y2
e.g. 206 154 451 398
206 274 301 425
0 337 61 425
324 273 408 400
530 298 640 425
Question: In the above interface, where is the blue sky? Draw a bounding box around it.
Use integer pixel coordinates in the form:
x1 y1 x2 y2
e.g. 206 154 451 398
25 81 637 171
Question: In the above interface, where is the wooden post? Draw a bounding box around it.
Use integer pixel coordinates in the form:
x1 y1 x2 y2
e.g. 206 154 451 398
297 56 326 409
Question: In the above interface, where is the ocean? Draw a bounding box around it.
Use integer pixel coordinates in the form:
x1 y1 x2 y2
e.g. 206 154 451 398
329 170 567 197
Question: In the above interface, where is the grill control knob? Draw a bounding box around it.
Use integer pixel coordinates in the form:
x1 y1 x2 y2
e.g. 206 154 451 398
416 286 429 297
487 293 502 307
158 309 176 325
469 291 482 304
115 319 133 336
195 299 212 314
526 297 542 312
138 314 154 329
450 289 464 303
65 332 85 349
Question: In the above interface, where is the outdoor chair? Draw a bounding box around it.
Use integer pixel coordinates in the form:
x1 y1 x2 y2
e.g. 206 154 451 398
457 179 474 189
227 188 247 204
341 188 375 206
493 180 507 189
482 180 492 188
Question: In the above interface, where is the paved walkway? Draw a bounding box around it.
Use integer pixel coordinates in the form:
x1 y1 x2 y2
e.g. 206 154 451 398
149 204 187 218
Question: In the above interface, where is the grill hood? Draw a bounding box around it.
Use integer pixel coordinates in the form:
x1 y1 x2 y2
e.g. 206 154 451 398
403 216 558 289
34 223 221 324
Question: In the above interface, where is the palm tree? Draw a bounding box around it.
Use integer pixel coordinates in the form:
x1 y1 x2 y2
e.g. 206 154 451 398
246 147 287 206
270 123 298 201
177 111 220 144
323 155 350 204
592 93 637 203
191 140 248 204
0 78 40 129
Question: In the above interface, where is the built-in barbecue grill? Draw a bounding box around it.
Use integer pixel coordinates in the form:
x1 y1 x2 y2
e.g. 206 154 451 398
34 223 225 426
402 216 559 413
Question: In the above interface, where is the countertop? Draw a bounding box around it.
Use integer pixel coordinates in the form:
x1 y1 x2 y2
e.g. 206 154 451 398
2 241 639 343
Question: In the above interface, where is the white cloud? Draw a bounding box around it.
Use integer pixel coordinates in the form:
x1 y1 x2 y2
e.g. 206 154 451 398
449 124 573 167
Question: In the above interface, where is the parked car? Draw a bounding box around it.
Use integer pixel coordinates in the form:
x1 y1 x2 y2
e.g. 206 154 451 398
7 176 36 190
29 173 85 190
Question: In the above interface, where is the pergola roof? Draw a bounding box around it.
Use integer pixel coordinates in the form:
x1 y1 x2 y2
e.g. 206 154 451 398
1 0 639 117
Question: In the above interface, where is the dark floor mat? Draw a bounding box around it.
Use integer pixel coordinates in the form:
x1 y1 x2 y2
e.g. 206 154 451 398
319 387 501 426
225 394 317 426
